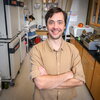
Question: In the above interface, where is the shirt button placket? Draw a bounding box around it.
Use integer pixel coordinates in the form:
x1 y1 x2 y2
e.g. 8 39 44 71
57 91 60 100
57 52 60 100
57 52 60 75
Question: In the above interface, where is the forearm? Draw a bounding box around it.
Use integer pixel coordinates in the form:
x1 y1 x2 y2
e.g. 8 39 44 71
57 78 84 89
34 72 73 89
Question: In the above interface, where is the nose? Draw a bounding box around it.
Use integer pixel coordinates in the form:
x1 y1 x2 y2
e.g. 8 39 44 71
53 22 58 29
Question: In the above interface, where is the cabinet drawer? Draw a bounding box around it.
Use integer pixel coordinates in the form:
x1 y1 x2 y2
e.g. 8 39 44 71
91 62 100 100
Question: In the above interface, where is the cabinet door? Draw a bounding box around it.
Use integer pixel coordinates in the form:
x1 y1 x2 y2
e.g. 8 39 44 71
90 0 100 27
91 61 100 100
75 41 83 57
82 49 95 89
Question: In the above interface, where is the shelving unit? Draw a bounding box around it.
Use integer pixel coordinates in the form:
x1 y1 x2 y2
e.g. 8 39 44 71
42 1 58 26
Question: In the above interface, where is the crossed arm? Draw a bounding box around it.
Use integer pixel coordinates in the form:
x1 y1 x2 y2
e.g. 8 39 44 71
33 67 83 90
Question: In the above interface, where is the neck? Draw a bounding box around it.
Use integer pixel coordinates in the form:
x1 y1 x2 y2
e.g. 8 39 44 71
48 37 62 51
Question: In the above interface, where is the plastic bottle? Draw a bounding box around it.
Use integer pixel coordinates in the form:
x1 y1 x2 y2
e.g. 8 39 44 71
78 37 81 41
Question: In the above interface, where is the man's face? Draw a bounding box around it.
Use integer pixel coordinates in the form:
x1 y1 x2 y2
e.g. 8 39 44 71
47 12 66 40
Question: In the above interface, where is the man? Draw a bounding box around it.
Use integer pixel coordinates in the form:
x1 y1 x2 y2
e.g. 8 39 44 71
29 7 92 100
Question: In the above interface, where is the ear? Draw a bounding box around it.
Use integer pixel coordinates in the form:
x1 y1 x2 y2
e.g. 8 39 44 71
64 25 66 29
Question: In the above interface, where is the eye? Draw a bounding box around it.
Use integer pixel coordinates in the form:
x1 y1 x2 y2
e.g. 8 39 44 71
57 20 63 24
48 20 54 25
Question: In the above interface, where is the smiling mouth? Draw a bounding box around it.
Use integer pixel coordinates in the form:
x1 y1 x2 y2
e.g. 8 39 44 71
51 29 61 34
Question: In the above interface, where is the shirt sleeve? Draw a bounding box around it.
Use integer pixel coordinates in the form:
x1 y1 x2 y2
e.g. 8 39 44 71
70 44 85 83
29 46 43 80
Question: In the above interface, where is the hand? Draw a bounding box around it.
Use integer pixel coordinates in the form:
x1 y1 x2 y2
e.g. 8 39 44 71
38 67 47 75
66 71 74 80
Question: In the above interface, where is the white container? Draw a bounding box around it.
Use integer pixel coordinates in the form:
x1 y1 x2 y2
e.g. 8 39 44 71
0 37 21 80
69 26 94 37
0 0 19 39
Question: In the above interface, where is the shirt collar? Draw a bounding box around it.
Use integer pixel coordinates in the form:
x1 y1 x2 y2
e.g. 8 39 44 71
46 38 65 52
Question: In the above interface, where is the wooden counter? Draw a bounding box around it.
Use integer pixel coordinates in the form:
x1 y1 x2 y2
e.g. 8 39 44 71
36 30 48 35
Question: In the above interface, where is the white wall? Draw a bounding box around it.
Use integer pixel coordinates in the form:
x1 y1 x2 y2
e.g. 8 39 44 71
70 0 89 25
58 0 62 8
65 0 89 36
61 0 68 11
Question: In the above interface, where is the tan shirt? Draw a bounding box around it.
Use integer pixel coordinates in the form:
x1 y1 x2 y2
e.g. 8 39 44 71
29 39 85 100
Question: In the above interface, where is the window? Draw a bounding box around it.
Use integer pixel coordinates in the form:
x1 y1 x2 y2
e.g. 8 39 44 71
90 0 100 27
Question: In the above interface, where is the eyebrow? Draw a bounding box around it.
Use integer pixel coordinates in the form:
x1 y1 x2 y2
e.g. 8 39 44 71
48 20 64 22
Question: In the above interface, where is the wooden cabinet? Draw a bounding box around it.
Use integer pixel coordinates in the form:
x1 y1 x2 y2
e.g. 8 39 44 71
70 35 76 45
70 35 83 57
90 61 100 100
81 49 95 89
90 0 100 27
43 0 56 3
75 41 83 57
70 35 100 99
